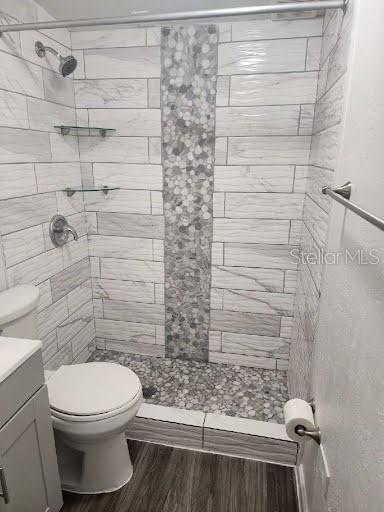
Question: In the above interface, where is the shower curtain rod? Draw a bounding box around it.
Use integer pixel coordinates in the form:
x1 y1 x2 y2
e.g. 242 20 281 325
0 1 347 34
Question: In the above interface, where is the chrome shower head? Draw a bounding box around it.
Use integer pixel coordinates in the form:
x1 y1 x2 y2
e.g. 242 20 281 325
35 41 77 77
59 55 77 77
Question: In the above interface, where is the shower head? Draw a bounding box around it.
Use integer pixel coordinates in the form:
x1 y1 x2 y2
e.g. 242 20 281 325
35 41 77 77
59 55 77 77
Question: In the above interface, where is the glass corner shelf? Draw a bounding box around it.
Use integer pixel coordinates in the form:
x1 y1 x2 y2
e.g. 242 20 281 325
54 125 116 137
63 186 120 197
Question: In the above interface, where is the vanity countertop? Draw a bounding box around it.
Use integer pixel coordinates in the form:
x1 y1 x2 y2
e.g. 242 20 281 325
0 337 42 385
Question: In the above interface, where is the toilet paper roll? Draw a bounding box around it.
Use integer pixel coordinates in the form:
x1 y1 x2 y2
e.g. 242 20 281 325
284 399 315 442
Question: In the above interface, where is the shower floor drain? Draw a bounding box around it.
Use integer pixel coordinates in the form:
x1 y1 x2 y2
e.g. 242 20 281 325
142 385 158 399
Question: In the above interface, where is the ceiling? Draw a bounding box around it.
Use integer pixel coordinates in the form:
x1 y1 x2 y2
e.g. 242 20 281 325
34 0 278 22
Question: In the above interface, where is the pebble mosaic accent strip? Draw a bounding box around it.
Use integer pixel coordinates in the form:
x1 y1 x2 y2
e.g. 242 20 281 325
161 25 218 361
89 349 288 423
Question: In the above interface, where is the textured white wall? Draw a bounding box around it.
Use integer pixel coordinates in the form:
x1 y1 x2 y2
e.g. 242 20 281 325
310 0 384 510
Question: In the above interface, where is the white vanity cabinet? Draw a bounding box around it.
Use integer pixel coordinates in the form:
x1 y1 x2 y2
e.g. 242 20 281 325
0 340 63 512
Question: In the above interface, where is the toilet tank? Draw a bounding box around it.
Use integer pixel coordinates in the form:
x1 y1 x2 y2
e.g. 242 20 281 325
0 285 40 338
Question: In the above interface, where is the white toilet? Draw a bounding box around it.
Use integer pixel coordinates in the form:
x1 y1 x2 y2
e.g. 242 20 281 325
0 285 143 494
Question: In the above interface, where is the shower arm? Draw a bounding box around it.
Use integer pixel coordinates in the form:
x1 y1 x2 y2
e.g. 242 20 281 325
35 41 61 59
0 1 348 35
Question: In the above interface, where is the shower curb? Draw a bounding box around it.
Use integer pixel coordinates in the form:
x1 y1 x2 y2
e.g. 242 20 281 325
126 403 298 467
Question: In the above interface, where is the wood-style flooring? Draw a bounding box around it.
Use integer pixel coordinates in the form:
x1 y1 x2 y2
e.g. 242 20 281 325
62 440 298 512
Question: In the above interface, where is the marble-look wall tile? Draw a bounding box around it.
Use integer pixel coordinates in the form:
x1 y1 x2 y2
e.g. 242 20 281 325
218 39 307 75
222 332 289 358
88 234 153 260
38 296 68 340
0 127 51 163
97 212 164 239
231 18 323 41
84 47 160 78
88 108 161 137
210 310 280 337
0 193 57 235
105 339 165 357
101 257 164 283
2 225 46 267
214 165 294 193
209 351 277 370
0 163 36 200
27 97 76 132
148 78 161 108
95 318 156 344
79 136 149 163
216 76 229 106
71 320 95 359
67 281 92 316
216 105 300 136
0 51 43 98
0 89 28 129
84 189 151 214
93 163 162 190
74 78 148 108
223 289 294 316
103 299 164 325
227 136 311 165
71 28 146 49
224 243 298 270
230 72 318 106
50 258 90 302
35 162 81 193
43 68 75 107
213 219 290 244
57 300 94 347
211 266 284 293
93 278 155 304
224 193 304 219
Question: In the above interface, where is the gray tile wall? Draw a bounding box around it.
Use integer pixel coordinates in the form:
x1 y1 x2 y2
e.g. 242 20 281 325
288 6 354 398
0 0 95 367
209 16 324 370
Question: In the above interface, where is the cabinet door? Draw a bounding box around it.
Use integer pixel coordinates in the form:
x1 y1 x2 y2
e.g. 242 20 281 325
0 386 63 512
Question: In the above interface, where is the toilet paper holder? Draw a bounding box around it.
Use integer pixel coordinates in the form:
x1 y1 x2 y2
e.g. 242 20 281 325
295 425 321 445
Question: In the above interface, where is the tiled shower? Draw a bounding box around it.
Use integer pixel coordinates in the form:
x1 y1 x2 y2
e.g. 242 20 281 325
0 0 353 423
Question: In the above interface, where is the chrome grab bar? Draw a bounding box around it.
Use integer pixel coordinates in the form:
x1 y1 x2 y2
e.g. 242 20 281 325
322 182 384 232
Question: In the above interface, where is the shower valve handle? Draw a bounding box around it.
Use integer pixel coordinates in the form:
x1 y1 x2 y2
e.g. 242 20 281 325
49 214 79 247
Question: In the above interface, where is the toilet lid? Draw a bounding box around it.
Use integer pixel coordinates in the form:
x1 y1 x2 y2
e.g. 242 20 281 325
47 362 142 416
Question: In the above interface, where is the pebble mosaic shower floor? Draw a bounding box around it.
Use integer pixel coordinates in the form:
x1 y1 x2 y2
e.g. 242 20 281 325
88 350 288 424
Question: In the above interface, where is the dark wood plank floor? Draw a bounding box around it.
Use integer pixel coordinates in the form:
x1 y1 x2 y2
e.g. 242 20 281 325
62 440 298 512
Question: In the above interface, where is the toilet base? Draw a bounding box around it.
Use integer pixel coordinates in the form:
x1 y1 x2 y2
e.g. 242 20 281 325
55 432 133 494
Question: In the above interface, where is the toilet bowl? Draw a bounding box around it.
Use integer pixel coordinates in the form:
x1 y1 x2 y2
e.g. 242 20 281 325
47 362 143 494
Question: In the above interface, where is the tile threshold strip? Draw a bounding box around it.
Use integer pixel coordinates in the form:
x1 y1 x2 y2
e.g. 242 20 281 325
126 403 298 467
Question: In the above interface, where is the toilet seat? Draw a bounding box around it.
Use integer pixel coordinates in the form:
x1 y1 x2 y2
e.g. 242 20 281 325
47 362 142 422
